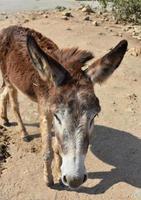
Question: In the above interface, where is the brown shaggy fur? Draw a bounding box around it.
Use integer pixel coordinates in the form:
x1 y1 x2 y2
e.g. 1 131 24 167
0 26 93 102
0 26 127 187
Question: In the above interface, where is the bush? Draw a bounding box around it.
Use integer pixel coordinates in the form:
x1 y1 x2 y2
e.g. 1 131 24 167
98 0 141 24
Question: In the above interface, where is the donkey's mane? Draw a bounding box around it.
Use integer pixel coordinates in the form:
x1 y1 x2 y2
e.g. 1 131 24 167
54 48 94 74
0 26 94 77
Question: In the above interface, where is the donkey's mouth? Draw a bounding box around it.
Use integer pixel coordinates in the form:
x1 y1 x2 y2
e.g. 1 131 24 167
61 174 87 189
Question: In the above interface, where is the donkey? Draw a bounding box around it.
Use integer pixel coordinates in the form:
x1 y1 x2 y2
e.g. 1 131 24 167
0 26 127 189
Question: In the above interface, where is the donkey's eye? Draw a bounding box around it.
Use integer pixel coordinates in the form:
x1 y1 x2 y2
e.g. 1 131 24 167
89 114 98 127
89 118 94 127
54 114 61 125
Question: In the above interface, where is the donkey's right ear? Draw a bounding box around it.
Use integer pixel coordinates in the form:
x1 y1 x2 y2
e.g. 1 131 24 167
87 40 128 84
27 34 71 86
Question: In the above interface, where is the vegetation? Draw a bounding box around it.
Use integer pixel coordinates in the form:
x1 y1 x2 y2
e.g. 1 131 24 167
98 0 141 24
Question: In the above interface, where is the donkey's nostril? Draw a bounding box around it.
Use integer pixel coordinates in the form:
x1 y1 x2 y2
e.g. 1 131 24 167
63 175 67 184
83 174 87 183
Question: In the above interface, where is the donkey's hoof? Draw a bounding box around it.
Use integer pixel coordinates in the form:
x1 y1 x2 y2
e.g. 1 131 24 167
3 120 11 127
59 179 65 187
46 180 54 188
44 176 54 188
22 135 31 142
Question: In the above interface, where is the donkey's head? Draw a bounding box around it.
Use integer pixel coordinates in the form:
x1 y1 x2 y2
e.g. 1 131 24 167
27 35 128 188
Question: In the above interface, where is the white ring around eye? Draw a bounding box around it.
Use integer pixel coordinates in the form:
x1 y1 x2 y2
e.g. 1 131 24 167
89 113 98 127
54 114 62 125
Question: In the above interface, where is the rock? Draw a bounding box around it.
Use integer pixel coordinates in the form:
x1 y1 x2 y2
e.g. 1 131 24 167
112 33 119 37
122 28 127 32
104 18 109 21
102 12 108 17
31 16 36 20
92 21 99 26
84 16 90 21
118 33 123 37
133 78 137 82
132 32 138 37
37 10 45 15
61 16 69 20
56 6 66 12
23 19 29 23
98 32 105 36
104 26 109 30
137 36 141 41
123 26 133 32
132 35 141 40
66 28 72 31
128 47 141 57
77 5 85 11
114 20 119 24
62 11 72 17
5 15 8 19
43 14 48 18
98 11 103 15
1 12 7 15
134 26 141 33
100 19 105 23
81 5 93 13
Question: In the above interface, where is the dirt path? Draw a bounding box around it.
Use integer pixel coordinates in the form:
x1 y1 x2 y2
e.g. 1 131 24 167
0 9 141 200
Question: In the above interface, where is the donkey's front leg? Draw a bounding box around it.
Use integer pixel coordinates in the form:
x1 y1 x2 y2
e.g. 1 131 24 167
53 137 62 182
8 83 29 141
39 106 54 186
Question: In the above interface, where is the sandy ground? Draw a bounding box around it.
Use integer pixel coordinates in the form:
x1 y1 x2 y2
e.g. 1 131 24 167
0 9 141 200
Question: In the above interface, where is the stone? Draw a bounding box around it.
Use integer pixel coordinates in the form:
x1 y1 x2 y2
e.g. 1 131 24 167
38 10 45 15
112 33 119 37
98 11 103 15
56 6 66 12
128 47 141 57
134 27 141 34
81 5 93 13
23 19 29 23
62 11 72 17
66 28 72 31
132 32 138 36
84 16 90 21
114 20 119 24
104 26 109 30
77 5 85 11
92 21 99 26
61 16 69 20
104 18 109 21
43 14 48 18
98 32 105 36
31 16 36 20
1 12 6 15
118 33 123 37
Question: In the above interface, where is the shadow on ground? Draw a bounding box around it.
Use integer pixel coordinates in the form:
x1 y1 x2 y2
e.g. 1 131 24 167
53 125 141 195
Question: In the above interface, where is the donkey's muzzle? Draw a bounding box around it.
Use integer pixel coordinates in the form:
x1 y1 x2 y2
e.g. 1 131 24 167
62 174 87 188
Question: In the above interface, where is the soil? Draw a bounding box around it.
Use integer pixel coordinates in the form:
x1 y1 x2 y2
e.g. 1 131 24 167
0 9 141 200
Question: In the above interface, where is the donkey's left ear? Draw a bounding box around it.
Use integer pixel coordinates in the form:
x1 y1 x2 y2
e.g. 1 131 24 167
27 34 71 86
87 40 128 84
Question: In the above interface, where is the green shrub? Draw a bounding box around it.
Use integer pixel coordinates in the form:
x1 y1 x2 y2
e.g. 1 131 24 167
98 0 141 24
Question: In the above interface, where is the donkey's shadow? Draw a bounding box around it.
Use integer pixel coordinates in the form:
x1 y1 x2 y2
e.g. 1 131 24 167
80 125 141 194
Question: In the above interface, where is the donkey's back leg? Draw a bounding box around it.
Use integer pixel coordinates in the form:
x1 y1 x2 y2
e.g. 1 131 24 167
7 82 30 142
0 81 10 126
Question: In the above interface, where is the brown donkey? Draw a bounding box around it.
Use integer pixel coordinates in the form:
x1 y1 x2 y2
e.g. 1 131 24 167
0 26 128 189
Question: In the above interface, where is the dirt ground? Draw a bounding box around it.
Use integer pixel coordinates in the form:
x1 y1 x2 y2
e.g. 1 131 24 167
0 9 141 200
